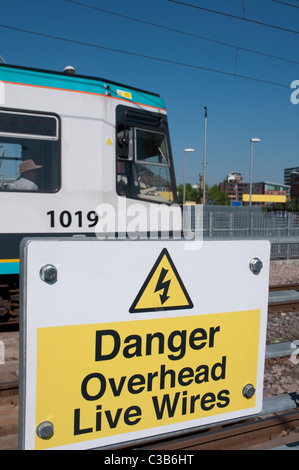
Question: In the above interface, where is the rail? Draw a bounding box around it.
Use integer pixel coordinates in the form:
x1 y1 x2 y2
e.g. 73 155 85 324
268 283 299 313
1 284 298 450
201 236 299 260
103 342 299 450
0 381 18 397
1 375 298 450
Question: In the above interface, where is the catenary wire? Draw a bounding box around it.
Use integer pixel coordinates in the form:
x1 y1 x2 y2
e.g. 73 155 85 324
168 0 299 35
272 0 299 8
65 0 299 66
0 23 289 89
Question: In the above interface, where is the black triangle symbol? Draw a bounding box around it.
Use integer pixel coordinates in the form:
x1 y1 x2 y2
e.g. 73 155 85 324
129 248 193 313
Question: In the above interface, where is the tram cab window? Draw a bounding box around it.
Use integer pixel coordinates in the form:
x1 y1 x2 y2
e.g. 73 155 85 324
116 105 177 204
0 110 60 192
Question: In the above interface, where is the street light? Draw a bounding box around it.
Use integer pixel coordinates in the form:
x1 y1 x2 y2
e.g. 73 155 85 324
203 107 207 206
183 148 195 205
249 138 261 207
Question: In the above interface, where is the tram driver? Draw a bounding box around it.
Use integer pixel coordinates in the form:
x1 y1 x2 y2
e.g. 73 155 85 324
11 159 43 191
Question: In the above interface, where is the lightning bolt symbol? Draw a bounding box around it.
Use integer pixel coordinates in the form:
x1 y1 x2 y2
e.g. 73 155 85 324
154 267 171 305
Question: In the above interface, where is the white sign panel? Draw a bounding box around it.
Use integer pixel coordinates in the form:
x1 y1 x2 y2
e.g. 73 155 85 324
19 238 270 450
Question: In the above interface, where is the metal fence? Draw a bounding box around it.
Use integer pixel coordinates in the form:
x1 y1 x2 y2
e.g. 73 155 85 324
185 206 299 259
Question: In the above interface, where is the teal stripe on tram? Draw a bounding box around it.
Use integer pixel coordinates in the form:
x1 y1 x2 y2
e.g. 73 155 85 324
0 66 166 110
0 260 20 275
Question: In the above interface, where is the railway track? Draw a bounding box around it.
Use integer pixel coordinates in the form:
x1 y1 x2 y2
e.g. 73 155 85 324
268 284 299 313
0 381 298 450
130 411 299 450
0 382 19 450
0 381 19 397
269 283 299 292
1 283 299 450
1 282 299 330
0 283 19 329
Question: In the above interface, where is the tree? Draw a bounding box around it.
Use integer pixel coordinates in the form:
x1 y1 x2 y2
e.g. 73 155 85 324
177 183 230 205
177 184 199 204
205 185 230 205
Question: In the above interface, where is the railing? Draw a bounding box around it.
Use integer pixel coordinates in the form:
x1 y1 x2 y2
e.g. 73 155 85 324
184 206 299 259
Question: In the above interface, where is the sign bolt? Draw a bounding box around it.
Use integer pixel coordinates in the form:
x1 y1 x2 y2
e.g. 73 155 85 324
36 421 54 439
40 264 57 283
249 258 263 275
243 384 256 399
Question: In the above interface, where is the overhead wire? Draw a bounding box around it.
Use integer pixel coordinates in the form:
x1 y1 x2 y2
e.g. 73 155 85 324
168 0 299 35
272 0 299 8
65 0 299 66
241 0 246 19
0 22 288 89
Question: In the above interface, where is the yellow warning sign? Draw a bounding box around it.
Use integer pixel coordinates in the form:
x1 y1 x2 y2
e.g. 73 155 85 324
129 248 193 313
106 138 113 145
35 310 261 449
117 89 132 100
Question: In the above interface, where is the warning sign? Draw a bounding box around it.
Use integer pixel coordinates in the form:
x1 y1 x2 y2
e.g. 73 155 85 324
130 248 193 313
35 310 260 450
117 89 132 100
19 238 270 450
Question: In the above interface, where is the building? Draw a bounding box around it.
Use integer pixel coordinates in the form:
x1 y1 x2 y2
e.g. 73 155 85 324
219 172 245 201
219 173 262 202
263 182 290 199
290 172 299 202
226 172 243 183
219 173 290 206
284 167 299 203
284 167 299 186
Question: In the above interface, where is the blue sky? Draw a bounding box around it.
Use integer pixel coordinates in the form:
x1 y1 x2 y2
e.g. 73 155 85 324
0 0 298 187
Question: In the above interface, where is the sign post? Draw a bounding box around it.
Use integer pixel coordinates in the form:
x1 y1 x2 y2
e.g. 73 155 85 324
19 238 270 450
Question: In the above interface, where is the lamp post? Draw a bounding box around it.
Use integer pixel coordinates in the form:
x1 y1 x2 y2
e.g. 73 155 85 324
203 107 207 205
183 148 195 204
249 138 261 207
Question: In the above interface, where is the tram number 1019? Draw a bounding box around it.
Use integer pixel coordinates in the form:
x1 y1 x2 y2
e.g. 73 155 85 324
47 210 99 228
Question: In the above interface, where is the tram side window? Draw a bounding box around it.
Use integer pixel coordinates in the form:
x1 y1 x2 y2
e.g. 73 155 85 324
116 108 176 204
0 110 60 192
